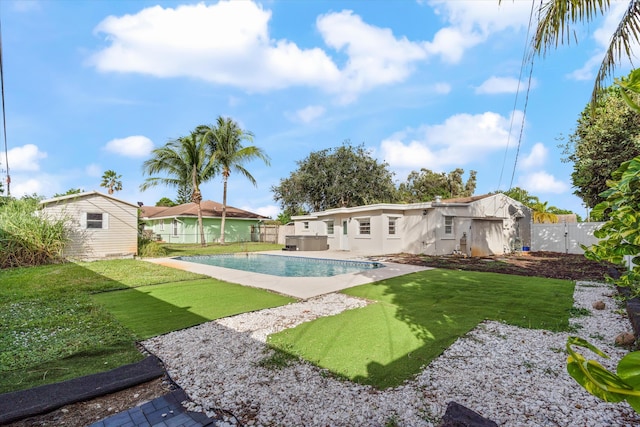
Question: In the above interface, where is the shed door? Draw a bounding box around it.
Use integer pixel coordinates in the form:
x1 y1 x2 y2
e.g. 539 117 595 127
470 220 504 256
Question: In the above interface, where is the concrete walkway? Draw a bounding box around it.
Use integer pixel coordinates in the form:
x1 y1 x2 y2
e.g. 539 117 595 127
144 250 429 299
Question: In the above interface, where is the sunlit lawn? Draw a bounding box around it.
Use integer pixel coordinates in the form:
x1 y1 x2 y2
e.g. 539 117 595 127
268 269 575 389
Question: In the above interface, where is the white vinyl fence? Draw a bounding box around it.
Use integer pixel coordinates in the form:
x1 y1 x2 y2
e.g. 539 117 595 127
531 222 605 254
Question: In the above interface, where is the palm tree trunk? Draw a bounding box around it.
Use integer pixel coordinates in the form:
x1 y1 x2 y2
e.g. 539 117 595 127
192 171 206 247
220 174 228 245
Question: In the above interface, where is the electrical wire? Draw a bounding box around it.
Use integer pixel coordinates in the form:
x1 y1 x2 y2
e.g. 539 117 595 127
0 12 9 197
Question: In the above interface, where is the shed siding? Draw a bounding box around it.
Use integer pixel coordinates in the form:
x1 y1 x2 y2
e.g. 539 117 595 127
42 194 138 259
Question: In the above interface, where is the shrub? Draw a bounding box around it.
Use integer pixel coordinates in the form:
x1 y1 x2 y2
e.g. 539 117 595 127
0 199 69 268
138 236 167 258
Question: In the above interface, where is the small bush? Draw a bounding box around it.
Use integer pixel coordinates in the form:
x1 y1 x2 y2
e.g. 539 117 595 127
138 237 167 257
0 199 69 268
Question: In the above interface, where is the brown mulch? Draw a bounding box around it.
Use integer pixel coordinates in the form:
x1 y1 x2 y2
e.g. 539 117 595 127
378 251 616 282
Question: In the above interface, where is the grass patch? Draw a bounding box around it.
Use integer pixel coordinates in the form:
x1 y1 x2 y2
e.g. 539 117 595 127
0 257 292 393
268 269 574 389
160 242 283 257
92 279 294 339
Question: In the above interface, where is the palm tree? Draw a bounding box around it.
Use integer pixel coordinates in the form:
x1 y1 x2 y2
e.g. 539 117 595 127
525 0 640 104
206 116 270 244
531 200 559 224
140 133 215 246
100 170 123 195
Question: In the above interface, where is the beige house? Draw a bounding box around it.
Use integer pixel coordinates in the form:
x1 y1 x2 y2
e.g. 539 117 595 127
291 193 531 256
40 191 139 260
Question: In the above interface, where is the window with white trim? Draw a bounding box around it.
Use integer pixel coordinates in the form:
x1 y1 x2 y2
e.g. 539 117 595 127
86 213 104 229
388 217 397 235
173 219 179 236
303 221 309 230
358 218 371 235
444 216 453 235
326 220 334 235
160 219 165 231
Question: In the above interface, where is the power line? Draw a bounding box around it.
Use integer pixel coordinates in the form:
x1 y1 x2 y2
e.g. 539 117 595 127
0 13 9 197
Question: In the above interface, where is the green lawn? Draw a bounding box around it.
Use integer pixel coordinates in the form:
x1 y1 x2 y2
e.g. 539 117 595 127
93 279 294 339
267 269 575 389
0 257 293 393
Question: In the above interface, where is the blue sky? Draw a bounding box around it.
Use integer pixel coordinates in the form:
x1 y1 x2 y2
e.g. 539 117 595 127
0 0 632 218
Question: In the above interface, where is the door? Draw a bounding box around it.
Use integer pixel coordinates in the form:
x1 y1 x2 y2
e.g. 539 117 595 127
341 220 349 250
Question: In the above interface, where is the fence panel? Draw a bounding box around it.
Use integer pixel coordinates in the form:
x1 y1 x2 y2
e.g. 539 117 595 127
532 222 604 254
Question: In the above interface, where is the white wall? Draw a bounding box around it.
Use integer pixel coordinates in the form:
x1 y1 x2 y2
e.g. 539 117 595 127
531 222 604 254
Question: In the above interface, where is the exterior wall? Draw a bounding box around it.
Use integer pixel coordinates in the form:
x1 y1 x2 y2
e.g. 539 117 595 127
144 217 260 244
291 194 531 256
42 194 138 260
532 222 604 254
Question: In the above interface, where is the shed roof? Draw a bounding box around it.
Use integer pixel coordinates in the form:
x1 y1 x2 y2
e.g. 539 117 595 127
39 191 139 208
140 200 267 220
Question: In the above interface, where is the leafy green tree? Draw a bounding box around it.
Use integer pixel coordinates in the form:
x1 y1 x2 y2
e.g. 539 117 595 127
530 200 559 224
562 84 640 208
527 0 640 104
272 142 397 215
141 133 216 246
499 187 540 206
175 182 192 205
100 170 123 195
206 116 270 245
155 197 176 207
397 168 476 202
53 188 83 198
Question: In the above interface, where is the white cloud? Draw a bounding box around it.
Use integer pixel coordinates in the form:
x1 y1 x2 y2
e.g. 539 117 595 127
104 136 153 157
424 0 532 63
8 144 47 171
475 76 536 94
520 143 547 169
381 110 523 171
11 177 45 197
292 105 326 123
433 82 452 94
85 163 102 177
519 171 569 194
243 204 280 219
91 2 339 92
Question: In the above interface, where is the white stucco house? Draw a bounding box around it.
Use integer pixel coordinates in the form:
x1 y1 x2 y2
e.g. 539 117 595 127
291 193 531 256
39 191 139 260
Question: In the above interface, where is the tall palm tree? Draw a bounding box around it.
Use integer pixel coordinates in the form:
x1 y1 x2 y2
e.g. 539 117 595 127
207 116 270 244
140 133 215 246
100 170 123 195
524 0 640 104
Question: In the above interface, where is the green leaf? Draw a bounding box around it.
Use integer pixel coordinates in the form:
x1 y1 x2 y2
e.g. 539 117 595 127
617 352 640 389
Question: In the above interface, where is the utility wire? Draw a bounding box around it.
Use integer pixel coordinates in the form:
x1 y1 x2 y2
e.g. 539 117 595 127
0 13 9 197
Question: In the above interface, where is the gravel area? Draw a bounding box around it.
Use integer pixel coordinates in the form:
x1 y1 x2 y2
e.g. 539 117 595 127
142 283 640 426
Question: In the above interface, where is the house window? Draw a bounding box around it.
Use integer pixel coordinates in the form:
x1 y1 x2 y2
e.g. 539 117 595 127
173 219 179 236
326 220 334 235
388 217 397 235
160 220 165 231
358 218 371 235
444 216 453 235
86 213 104 229
303 221 309 230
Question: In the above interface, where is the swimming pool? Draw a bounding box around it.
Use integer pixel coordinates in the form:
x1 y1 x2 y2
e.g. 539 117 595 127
176 254 384 277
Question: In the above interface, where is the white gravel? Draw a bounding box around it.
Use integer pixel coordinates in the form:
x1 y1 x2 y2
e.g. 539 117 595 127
142 282 640 426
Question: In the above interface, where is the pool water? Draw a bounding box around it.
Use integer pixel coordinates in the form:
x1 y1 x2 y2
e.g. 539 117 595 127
176 253 384 277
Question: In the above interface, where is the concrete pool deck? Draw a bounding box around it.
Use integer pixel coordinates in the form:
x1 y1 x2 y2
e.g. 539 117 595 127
144 250 430 299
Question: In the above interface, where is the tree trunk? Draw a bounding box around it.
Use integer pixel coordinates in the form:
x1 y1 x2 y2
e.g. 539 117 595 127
192 179 205 247
220 174 228 245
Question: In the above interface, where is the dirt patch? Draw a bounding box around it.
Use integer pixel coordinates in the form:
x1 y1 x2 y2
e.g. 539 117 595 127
377 251 615 281
6 379 171 427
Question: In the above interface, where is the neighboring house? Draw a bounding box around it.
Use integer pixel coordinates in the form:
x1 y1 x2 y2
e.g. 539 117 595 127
140 200 268 244
291 193 531 256
39 191 139 260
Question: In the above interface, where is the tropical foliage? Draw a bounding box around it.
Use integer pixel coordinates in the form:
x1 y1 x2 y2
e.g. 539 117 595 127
0 198 69 268
100 170 123 195
529 0 640 105
397 168 476 202
561 83 640 209
141 132 215 246
205 116 269 245
53 188 83 198
272 142 397 215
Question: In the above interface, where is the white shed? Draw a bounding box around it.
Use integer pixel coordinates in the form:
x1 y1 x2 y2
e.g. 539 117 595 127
40 191 139 260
